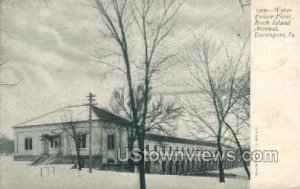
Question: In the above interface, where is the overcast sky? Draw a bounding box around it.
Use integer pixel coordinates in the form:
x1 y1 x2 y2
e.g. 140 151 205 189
0 0 250 138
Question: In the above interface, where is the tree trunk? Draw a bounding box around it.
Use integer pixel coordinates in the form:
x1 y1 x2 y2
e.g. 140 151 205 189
236 140 250 180
128 136 135 172
217 135 225 183
138 156 146 189
76 147 81 171
224 121 250 180
138 135 146 189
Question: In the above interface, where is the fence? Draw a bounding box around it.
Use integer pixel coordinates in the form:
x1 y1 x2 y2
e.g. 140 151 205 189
102 159 245 176
40 166 56 177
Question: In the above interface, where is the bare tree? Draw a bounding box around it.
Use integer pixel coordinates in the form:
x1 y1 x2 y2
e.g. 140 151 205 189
109 84 183 144
0 48 20 87
0 14 19 87
184 36 249 182
238 0 251 10
109 84 182 172
62 119 86 171
223 68 250 179
93 1 182 188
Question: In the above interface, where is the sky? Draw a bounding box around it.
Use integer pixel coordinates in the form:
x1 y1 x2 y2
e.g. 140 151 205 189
0 0 250 138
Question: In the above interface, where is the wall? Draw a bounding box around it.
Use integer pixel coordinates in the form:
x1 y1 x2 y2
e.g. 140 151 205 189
13 120 130 167
99 122 128 164
13 121 103 157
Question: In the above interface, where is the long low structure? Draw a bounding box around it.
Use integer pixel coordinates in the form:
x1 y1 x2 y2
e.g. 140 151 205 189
13 105 239 174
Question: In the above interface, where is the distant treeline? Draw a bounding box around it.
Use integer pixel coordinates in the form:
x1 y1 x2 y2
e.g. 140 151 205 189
0 135 14 155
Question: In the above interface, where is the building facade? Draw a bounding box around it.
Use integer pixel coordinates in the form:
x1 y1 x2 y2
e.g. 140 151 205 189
13 105 239 174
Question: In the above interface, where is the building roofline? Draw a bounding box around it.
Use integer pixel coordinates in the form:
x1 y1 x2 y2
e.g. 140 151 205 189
12 105 234 149
145 133 215 147
12 119 100 129
145 133 234 149
92 105 131 126
12 105 129 129
14 104 89 127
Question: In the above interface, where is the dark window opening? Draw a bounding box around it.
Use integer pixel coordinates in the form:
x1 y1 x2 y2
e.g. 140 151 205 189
25 138 32 150
80 135 86 148
107 134 115 149
50 140 58 148
107 158 115 164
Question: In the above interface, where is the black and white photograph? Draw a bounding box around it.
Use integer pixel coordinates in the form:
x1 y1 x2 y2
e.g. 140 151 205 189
2 0 299 189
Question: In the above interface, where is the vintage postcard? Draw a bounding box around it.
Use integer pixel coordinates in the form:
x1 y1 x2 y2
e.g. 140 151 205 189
0 0 299 189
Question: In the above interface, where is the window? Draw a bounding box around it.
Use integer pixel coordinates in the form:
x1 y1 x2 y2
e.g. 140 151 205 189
145 144 149 151
50 140 58 148
79 135 86 148
25 138 32 150
107 158 115 164
107 134 115 149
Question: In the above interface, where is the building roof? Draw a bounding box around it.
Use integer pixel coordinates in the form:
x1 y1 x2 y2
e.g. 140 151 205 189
145 133 218 148
13 105 129 128
13 104 230 149
14 104 98 127
92 106 131 126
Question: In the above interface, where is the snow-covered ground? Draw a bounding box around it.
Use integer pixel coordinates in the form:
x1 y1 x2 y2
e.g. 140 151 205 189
0 156 249 189
208 166 249 179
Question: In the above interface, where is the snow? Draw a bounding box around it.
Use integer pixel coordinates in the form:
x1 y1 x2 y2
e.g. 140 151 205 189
0 156 249 189
209 167 249 178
